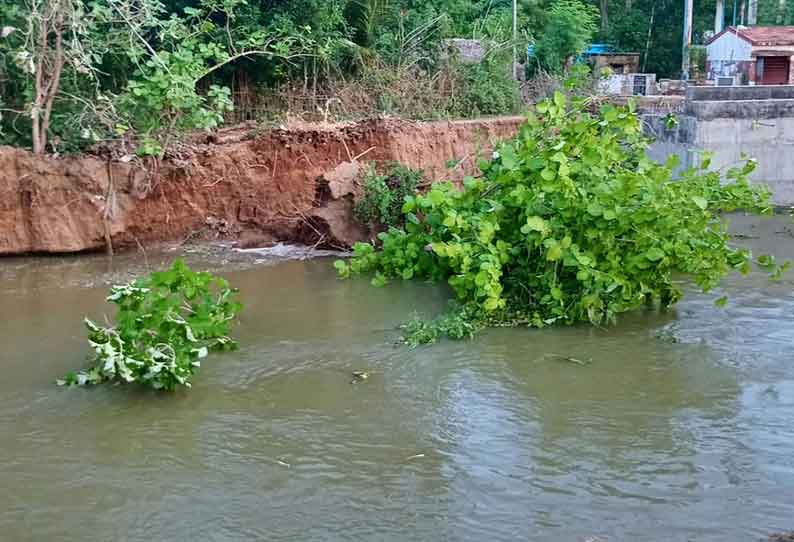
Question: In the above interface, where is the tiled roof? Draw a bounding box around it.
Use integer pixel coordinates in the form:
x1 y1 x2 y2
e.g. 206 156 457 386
707 26 794 46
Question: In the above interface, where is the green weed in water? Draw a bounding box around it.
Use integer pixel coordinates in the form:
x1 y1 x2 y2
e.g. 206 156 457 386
59 260 241 390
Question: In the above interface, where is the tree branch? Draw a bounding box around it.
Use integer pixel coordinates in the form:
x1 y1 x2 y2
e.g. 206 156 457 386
196 48 311 82
108 0 171 75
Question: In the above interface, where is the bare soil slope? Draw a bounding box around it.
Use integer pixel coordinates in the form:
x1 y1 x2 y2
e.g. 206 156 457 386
0 117 523 255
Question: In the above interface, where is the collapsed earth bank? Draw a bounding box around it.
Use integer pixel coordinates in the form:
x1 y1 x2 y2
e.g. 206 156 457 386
0 117 523 255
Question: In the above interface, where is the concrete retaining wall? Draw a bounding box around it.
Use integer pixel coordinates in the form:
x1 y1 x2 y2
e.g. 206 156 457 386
686 85 794 101
695 116 794 203
647 89 794 205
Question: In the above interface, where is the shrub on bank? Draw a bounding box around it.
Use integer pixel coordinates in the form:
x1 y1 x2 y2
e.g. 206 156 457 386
354 162 424 230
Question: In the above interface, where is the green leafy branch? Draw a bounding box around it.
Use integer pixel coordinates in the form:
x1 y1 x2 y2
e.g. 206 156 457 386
59 260 241 390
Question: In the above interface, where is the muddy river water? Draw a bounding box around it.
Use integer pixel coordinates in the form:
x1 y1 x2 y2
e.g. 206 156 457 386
1 216 793 542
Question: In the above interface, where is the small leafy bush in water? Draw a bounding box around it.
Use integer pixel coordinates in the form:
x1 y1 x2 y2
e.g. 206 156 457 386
336 93 779 344
60 260 241 390
354 162 423 230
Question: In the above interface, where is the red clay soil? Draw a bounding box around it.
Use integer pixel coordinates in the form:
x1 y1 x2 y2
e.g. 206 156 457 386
0 116 524 255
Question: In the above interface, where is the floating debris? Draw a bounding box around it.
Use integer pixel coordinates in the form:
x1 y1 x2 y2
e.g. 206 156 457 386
536 353 592 366
264 457 291 468
350 370 371 384
654 328 680 343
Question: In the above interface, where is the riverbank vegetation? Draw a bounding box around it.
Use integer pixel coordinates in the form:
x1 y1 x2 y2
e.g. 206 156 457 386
5 1 791 157
59 260 241 390
0 0 615 157
354 162 424 230
336 94 784 344
0 0 522 156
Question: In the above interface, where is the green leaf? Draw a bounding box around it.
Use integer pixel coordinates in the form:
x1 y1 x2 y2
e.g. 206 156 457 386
427 190 445 207
500 145 517 169
665 153 680 170
714 296 728 307
645 247 665 261
546 243 563 261
483 298 500 311
524 216 549 234
692 196 708 210
550 151 567 163
574 252 592 266
553 91 566 109
586 202 602 216
756 254 776 269
527 157 545 171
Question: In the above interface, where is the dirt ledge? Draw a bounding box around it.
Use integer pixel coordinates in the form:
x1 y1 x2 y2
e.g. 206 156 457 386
0 116 524 255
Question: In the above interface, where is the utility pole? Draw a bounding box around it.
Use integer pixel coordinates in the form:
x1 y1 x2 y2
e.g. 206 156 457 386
682 0 694 80
512 0 518 80
715 0 725 33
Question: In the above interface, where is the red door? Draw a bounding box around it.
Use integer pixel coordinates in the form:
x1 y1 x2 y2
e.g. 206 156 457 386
762 56 790 85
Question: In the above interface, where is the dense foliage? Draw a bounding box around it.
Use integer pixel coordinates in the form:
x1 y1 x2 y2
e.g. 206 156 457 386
59 260 241 390
4 0 794 154
336 93 778 343
0 0 310 155
354 162 424 229
530 0 598 75
0 0 524 154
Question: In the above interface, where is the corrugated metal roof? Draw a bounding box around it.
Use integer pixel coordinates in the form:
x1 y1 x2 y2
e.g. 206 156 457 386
707 26 794 46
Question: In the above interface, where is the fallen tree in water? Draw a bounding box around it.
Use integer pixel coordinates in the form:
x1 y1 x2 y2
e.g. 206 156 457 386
336 93 786 344
59 260 241 390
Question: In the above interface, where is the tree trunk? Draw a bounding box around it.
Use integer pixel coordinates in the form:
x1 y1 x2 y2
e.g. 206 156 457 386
642 2 656 73
599 0 609 35
40 11 65 153
31 6 49 154
30 0 66 154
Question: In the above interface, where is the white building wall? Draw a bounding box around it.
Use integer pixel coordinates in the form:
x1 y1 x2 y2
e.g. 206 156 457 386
707 31 752 61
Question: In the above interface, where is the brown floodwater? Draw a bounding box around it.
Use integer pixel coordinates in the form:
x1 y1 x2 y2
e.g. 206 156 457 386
1 216 793 542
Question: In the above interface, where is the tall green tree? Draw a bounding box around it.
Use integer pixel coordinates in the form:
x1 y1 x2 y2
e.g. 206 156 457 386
531 0 599 74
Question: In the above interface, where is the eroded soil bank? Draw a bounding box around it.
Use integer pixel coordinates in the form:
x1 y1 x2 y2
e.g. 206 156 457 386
0 117 523 255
